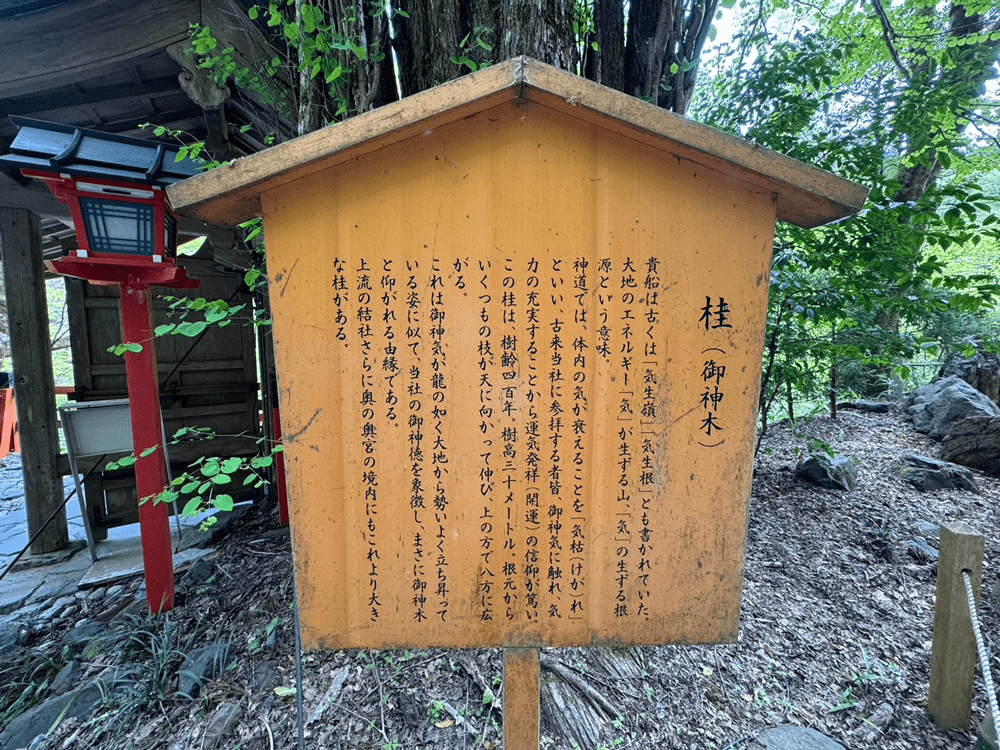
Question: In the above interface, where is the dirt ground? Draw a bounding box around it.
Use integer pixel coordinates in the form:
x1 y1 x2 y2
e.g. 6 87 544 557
6 406 998 750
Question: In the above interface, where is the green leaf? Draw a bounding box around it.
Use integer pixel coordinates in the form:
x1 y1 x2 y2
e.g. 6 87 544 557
139 446 159 458
274 686 296 698
108 342 143 356
213 494 234 512
222 457 243 473
155 324 176 336
325 64 344 84
669 62 679 75
182 481 200 494
250 455 274 469
248 5 258 20
176 321 208 337
244 269 262 288
201 461 221 478
211 473 232 485
158 490 179 505
117 455 138 468
182 497 202 517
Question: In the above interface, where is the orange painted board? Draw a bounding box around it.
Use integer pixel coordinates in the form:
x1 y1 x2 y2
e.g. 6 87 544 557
264 100 774 650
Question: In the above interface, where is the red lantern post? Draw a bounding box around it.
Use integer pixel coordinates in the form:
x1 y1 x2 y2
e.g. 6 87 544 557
2 120 204 613
28 172 197 615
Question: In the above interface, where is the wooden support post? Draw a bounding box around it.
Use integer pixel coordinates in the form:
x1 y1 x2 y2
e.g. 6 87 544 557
0 208 67 554
119 280 175 614
504 648 540 750
929 521 985 730
272 408 289 526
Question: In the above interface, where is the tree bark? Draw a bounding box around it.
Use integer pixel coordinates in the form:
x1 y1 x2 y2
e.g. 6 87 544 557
393 0 465 97
623 0 718 115
539 648 645 749
586 0 626 89
494 0 578 71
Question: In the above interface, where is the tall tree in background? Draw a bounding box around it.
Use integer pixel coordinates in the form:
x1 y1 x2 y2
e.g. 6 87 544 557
694 0 1000 425
217 0 721 135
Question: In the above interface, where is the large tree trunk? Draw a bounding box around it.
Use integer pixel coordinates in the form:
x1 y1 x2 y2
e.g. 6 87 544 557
494 0 578 70
392 0 716 115
584 0 626 88
624 0 718 115
393 0 465 97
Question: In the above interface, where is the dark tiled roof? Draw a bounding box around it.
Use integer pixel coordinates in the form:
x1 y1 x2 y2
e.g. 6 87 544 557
0 116 202 187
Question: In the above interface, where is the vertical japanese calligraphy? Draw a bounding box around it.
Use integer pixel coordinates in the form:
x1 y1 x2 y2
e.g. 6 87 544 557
698 296 732 449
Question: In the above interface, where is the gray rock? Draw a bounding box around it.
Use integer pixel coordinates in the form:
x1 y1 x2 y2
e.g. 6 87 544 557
940 350 1000 405
905 376 1000 439
0 679 104 750
38 602 62 621
105 585 125 600
65 620 104 652
252 660 278 692
941 415 1000 477
903 539 940 563
0 576 38 616
180 558 213 589
893 454 980 493
49 595 75 612
0 617 29 649
49 660 83 696
749 725 846 749
796 455 858 491
178 641 231 699
201 701 243 750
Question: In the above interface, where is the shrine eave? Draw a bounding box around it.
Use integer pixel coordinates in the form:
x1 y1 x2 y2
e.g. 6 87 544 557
167 56 869 230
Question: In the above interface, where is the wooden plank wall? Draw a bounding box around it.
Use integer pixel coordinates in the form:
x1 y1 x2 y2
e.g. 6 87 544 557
64 248 260 530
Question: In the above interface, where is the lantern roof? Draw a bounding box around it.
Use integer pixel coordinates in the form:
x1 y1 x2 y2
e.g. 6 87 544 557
168 57 868 229
0 116 202 187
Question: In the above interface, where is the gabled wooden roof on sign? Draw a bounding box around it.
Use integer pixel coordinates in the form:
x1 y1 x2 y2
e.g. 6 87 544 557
169 56 869 229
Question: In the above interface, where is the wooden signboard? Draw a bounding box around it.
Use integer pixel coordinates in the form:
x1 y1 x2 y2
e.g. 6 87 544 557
169 58 867 652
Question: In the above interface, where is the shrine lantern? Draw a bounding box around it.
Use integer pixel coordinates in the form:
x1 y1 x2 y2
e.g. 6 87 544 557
1 117 201 613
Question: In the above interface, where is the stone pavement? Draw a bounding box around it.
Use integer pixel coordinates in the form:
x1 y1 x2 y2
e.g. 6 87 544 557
0 454 84 572
0 452 216 628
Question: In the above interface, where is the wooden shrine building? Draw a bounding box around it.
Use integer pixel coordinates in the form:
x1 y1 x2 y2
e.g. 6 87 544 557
0 0 293 554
